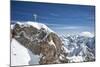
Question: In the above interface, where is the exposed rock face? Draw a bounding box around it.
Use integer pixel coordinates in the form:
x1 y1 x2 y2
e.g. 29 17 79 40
11 22 68 64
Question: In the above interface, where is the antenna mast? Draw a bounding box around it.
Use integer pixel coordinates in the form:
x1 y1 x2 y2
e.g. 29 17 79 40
33 14 37 22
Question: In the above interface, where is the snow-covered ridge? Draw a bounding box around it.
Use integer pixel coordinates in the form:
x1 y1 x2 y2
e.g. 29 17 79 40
11 21 54 33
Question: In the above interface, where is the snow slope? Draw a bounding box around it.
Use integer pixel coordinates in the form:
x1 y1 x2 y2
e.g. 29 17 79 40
11 39 40 66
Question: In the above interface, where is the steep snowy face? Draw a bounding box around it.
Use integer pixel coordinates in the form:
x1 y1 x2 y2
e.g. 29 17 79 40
11 21 67 65
11 39 30 66
11 39 41 66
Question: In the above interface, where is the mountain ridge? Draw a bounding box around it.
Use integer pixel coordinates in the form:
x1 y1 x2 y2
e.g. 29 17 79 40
11 21 95 66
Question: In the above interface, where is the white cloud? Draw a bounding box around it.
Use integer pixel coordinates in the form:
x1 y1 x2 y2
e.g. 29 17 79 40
50 13 59 17
53 26 85 30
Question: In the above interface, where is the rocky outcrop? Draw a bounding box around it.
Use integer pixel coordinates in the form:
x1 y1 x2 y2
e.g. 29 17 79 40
11 22 68 64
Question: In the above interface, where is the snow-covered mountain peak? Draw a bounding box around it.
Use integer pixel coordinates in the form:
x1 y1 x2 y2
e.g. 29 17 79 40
11 21 67 65
13 21 54 33
80 31 94 38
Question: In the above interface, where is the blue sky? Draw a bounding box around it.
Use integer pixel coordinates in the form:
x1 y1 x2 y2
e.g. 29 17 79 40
11 1 95 35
